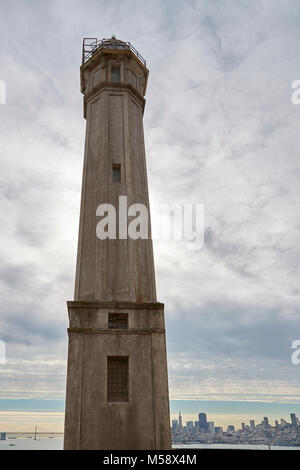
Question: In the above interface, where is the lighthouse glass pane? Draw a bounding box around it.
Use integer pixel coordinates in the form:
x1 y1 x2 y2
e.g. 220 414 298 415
111 66 120 82
112 164 121 182
107 356 129 402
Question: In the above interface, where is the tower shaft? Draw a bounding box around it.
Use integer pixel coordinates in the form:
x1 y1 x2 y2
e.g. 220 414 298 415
74 79 156 303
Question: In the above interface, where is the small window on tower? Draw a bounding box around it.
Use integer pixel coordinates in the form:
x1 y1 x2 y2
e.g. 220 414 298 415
112 163 121 182
111 66 121 82
108 313 128 329
107 356 129 402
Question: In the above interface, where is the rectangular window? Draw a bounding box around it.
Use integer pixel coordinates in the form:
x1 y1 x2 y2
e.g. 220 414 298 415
112 163 121 182
108 313 128 329
111 66 120 82
107 356 129 402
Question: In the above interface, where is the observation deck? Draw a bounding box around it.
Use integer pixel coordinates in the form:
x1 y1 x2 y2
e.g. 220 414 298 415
82 36 146 67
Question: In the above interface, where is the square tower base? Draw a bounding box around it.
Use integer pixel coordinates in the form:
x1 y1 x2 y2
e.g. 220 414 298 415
64 301 171 450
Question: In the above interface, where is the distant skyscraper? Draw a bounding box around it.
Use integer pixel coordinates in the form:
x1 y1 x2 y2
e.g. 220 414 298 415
214 427 223 435
227 425 235 433
179 411 183 430
263 417 269 427
250 420 255 430
198 413 208 433
275 420 279 427
291 413 297 426
241 422 246 431
194 422 200 432
208 422 215 434
172 419 178 430
186 421 194 431
0 433 6 441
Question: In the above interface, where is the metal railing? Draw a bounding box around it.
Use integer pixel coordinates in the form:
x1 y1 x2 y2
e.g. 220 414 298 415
82 38 146 67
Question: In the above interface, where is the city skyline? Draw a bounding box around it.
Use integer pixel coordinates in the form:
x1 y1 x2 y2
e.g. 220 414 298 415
171 410 300 446
171 410 299 431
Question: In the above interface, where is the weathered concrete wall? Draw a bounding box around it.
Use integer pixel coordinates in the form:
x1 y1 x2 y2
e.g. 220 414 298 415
74 83 156 303
64 302 171 450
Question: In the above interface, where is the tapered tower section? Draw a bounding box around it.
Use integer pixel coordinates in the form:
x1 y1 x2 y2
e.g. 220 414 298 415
64 37 171 450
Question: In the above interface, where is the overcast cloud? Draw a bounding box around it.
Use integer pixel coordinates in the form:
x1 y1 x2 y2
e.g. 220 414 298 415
0 0 300 409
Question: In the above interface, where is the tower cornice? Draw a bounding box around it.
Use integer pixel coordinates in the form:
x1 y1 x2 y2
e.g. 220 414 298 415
81 38 149 95
67 300 164 310
83 81 146 118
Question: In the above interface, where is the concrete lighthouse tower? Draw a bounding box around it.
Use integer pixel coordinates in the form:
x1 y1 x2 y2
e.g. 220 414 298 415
64 37 171 450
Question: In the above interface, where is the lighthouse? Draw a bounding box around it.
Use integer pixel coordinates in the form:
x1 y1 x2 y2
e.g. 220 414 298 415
64 37 171 450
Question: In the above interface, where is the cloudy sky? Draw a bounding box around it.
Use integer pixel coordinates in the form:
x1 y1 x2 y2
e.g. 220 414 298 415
1 0 300 431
